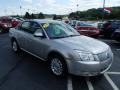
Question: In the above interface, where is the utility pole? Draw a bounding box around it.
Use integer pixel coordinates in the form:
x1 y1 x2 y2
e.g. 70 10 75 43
77 4 79 12
20 6 22 17
102 0 106 21
103 0 105 9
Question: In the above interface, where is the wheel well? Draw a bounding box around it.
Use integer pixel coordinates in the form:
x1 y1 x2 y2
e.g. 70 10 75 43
11 37 18 46
47 51 64 60
47 51 68 71
11 37 16 42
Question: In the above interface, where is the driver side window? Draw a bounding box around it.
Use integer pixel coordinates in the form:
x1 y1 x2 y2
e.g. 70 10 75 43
32 22 46 37
31 22 41 32
21 21 40 34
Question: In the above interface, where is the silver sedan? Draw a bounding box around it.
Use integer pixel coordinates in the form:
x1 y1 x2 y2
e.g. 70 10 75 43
9 20 113 77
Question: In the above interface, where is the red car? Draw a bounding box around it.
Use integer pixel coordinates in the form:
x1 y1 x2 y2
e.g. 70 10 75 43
0 16 20 33
74 21 100 38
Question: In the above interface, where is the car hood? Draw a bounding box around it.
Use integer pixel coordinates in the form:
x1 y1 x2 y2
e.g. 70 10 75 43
54 35 109 54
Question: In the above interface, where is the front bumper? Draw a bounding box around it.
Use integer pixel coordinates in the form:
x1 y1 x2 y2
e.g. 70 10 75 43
66 57 113 76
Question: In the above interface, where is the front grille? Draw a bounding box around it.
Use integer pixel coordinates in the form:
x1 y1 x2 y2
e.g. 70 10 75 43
97 49 111 61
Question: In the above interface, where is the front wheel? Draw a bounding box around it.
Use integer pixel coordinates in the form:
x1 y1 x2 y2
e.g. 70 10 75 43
49 55 67 77
0 27 4 33
12 40 20 53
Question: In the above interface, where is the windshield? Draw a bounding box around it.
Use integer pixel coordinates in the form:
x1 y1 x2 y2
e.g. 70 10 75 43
41 22 80 39
111 22 120 29
77 22 92 27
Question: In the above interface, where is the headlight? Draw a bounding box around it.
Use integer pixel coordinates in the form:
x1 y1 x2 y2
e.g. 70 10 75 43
75 50 94 61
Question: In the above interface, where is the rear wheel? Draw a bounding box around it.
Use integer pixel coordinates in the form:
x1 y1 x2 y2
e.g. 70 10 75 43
115 38 120 42
49 55 67 77
12 40 20 53
0 27 3 33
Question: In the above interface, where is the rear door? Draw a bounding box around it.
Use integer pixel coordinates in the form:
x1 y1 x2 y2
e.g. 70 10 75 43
15 21 31 49
20 21 48 59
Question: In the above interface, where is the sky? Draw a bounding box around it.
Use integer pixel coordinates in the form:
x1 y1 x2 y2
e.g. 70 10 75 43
0 0 120 16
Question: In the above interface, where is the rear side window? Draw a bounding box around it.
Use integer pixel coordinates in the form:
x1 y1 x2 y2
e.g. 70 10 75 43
21 21 34 33
30 22 43 33
31 22 40 28
21 22 30 30
21 21 42 34
111 22 120 28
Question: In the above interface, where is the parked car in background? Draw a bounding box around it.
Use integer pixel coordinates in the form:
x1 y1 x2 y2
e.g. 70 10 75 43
11 18 21 28
62 17 70 24
9 20 113 77
91 22 104 35
0 16 21 33
74 21 100 38
97 22 104 35
13 17 24 21
111 28 120 42
70 20 77 27
62 20 70 24
0 17 12 33
102 20 120 38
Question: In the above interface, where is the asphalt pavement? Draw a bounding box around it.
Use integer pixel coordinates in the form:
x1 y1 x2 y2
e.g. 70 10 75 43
0 33 120 90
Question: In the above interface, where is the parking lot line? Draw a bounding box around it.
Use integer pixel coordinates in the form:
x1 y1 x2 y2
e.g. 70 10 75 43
107 72 120 75
86 77 94 90
68 76 73 90
116 49 120 51
104 73 119 90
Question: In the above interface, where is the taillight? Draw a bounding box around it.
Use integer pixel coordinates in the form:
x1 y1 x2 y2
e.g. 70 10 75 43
96 30 100 33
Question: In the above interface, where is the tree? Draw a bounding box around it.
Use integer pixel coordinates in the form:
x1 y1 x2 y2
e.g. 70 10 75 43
53 15 62 20
31 13 36 19
24 12 31 19
69 6 120 20
38 12 45 19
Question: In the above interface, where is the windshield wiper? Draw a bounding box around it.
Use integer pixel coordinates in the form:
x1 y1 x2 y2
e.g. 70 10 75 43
68 35 80 37
51 36 67 39
51 35 80 39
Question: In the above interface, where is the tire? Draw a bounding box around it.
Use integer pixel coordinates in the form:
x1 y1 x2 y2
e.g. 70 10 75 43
0 27 4 33
48 55 67 77
12 40 20 53
116 38 120 42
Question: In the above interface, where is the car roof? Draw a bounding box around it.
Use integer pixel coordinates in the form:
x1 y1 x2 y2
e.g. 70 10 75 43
28 19 62 24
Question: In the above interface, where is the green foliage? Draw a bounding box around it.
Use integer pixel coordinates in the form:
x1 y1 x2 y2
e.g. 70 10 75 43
30 13 36 19
38 12 45 19
24 12 45 19
69 7 120 20
53 14 62 20
53 14 57 20
24 12 31 19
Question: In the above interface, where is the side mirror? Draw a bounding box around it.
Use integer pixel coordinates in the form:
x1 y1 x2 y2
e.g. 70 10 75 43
34 29 43 37
34 32 43 37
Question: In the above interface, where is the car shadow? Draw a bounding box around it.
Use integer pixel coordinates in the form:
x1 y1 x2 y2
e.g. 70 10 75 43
11 51 68 90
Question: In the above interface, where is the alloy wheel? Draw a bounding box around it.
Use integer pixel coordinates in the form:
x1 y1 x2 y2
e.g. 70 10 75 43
51 58 63 76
